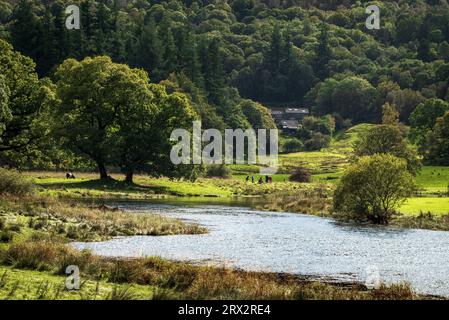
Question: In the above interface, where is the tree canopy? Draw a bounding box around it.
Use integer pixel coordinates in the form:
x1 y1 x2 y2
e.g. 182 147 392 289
334 154 415 224
53 56 198 182
0 38 52 156
1 0 448 126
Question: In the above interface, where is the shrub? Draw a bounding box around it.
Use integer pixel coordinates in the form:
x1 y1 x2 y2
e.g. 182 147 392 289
3 241 60 270
0 230 13 242
205 165 231 178
282 138 303 153
289 167 312 183
107 259 148 284
333 154 415 224
0 168 35 196
304 132 331 151
7 223 22 232
55 248 95 275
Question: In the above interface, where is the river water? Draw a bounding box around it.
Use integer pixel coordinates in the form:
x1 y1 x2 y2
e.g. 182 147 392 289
72 201 449 297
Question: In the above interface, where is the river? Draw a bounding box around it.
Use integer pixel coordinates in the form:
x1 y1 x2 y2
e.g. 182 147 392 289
72 201 449 297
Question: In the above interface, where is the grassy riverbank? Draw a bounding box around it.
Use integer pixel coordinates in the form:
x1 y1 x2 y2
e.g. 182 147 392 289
26 123 449 225
0 196 206 242
27 167 449 231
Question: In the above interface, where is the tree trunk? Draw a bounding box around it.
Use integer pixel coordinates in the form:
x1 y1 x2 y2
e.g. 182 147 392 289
97 161 108 179
125 170 134 184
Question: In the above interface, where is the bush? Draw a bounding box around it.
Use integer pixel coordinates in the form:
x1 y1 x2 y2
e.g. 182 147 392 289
304 132 331 151
283 138 303 153
0 230 13 243
205 165 231 178
289 167 312 183
333 154 415 224
55 248 95 275
0 168 35 196
3 241 60 270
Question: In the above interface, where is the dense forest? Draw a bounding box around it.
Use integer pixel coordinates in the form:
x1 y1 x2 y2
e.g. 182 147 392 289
1 0 449 171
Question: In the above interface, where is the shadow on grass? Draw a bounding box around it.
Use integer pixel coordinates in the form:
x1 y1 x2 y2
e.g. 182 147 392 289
38 177 172 195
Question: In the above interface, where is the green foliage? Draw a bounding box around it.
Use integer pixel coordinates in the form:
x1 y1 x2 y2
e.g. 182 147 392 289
314 76 376 123
2 0 449 171
282 138 303 153
0 167 35 196
3 0 449 128
382 103 399 125
205 165 231 179
0 1 12 23
334 154 415 224
302 115 336 136
289 167 311 183
0 39 52 159
410 98 449 145
0 75 11 136
298 116 334 151
53 56 199 182
354 125 421 175
162 73 226 131
304 132 331 151
240 100 276 130
423 111 449 166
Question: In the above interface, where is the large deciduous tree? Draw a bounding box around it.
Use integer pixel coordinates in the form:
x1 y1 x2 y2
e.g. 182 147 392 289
54 56 199 182
314 76 376 123
333 154 415 224
0 39 51 156
354 124 421 175
114 83 199 183
54 56 123 179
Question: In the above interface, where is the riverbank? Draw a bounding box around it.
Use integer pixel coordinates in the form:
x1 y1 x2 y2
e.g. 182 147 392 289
29 170 449 231
0 196 206 243
0 196 435 300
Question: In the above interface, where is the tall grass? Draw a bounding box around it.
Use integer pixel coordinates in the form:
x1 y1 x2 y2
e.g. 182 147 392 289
0 196 206 241
0 239 426 300
0 168 35 196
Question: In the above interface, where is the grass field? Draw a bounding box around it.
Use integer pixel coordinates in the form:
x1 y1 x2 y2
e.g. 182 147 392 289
415 166 449 194
28 167 449 218
0 266 153 300
400 198 449 216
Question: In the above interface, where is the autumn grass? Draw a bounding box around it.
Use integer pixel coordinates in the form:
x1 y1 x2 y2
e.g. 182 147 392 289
0 239 425 300
0 196 206 242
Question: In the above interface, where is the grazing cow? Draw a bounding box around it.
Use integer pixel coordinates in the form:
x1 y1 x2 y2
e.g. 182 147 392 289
66 172 76 179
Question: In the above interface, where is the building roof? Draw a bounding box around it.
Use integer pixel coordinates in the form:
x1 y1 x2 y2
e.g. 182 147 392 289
281 120 299 129
285 108 309 114
270 109 284 115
